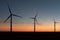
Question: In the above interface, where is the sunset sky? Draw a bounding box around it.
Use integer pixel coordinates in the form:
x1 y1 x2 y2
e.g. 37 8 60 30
0 0 60 32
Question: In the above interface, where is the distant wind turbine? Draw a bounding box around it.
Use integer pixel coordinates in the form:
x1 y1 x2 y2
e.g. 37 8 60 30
30 14 40 32
53 18 58 32
4 2 22 32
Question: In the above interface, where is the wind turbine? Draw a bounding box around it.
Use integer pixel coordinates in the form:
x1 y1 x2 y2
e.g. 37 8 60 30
30 14 39 32
4 2 22 32
53 18 58 32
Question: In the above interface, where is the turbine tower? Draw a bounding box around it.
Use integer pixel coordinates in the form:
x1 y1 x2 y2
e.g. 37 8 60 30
30 14 39 32
4 2 22 32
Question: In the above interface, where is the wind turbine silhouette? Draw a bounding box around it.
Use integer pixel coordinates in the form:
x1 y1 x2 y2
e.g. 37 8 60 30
30 14 39 32
4 2 22 32
53 18 58 32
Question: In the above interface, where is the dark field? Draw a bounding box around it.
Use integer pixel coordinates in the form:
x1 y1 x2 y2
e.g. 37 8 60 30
0 32 60 40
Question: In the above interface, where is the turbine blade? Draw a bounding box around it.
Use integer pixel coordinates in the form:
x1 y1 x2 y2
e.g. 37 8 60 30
29 17 34 19
35 19 41 25
12 14 22 18
56 22 59 23
35 13 38 18
4 15 11 23
6 1 12 14
35 19 39 25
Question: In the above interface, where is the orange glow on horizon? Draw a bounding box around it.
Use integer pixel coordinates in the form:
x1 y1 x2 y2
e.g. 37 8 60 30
0 23 60 32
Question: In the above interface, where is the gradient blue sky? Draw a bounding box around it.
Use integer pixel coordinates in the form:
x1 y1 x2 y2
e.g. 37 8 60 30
0 0 60 27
